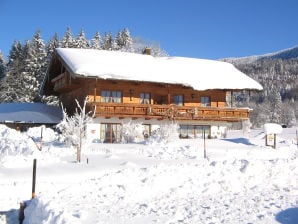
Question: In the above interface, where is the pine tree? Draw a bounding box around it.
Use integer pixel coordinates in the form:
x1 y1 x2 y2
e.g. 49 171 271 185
281 100 297 127
91 31 102 50
115 28 133 51
61 27 74 48
7 41 23 75
0 51 6 80
41 33 61 105
102 32 113 50
114 30 123 50
269 89 282 124
20 31 47 101
74 30 90 49
46 33 60 61
0 41 26 102
121 28 133 51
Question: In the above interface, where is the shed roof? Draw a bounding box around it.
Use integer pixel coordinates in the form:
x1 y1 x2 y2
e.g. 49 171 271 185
0 103 62 124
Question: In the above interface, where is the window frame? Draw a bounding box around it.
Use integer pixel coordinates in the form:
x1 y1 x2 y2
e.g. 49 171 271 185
173 95 184 106
140 92 151 104
101 90 122 103
201 96 211 107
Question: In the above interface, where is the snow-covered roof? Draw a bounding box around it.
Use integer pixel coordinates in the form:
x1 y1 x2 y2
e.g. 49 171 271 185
0 103 62 124
264 123 283 134
56 48 263 91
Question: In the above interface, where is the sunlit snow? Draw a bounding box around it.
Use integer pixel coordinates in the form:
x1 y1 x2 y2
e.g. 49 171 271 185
0 125 297 224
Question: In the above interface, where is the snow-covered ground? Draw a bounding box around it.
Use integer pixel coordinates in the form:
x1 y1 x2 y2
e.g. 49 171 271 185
0 125 297 224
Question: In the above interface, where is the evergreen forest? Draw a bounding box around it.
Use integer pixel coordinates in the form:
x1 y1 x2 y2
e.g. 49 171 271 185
0 27 297 128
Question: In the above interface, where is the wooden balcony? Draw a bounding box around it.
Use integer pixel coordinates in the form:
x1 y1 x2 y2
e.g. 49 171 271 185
87 102 251 122
51 72 80 93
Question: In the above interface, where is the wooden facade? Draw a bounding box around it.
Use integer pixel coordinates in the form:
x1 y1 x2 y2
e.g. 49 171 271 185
45 70 249 122
41 48 263 142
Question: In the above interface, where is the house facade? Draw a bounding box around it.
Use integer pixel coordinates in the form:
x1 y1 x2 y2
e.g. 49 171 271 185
42 48 262 143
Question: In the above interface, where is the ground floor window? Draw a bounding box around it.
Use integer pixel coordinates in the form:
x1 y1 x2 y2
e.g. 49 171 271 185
100 123 122 143
179 125 210 139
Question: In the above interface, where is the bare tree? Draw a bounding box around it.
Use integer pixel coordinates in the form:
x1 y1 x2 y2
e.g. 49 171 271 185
57 98 94 162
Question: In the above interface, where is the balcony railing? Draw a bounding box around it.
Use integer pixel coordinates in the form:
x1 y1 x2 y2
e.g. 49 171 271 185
87 102 250 122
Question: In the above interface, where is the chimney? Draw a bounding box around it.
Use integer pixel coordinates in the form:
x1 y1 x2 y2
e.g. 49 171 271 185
142 47 152 55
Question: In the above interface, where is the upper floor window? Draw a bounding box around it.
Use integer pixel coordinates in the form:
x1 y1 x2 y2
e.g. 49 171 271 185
140 93 151 104
226 91 232 107
101 90 122 103
201 96 211 107
174 95 184 106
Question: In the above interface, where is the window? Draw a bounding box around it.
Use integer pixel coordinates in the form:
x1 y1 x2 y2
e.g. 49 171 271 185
100 123 122 143
179 125 210 139
101 90 122 103
201 96 211 107
174 95 184 106
195 126 210 138
179 125 189 138
226 91 232 107
140 93 151 104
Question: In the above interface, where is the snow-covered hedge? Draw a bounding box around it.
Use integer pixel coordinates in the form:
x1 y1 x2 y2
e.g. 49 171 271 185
121 120 144 143
150 122 179 143
0 125 36 158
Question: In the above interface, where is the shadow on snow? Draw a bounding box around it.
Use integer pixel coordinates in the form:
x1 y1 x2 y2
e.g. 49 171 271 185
222 137 256 146
276 207 298 224
0 209 19 224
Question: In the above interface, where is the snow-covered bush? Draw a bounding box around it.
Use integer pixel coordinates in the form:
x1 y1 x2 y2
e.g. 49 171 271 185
150 122 179 143
27 125 57 142
121 120 143 143
0 125 36 158
242 120 251 137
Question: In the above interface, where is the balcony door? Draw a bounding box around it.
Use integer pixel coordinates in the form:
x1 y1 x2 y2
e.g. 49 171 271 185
140 93 151 104
100 123 122 143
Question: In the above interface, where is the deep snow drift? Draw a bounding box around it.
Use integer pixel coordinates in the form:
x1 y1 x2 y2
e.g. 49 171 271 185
0 125 297 224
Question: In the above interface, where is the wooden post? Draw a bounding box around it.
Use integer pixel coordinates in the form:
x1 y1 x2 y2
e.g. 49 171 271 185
94 78 97 102
32 159 37 199
40 127 43 151
167 84 171 104
296 130 298 148
274 134 277 149
203 129 207 159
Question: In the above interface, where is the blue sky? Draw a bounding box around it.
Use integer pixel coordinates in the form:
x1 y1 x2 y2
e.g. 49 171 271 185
0 0 297 59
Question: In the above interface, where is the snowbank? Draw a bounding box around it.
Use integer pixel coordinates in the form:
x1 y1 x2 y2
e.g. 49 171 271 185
0 125 36 158
27 126 57 142
0 125 297 224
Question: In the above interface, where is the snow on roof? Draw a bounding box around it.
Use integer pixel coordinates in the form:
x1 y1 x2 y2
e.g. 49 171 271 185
0 103 62 124
264 123 283 134
56 48 263 91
